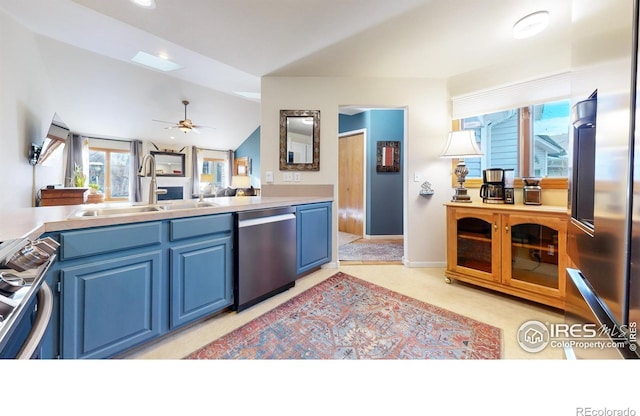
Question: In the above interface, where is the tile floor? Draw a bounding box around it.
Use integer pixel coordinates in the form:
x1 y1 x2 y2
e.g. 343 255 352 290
124 264 565 359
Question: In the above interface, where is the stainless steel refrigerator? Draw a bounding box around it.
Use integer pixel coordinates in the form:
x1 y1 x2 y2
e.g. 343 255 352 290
565 0 640 359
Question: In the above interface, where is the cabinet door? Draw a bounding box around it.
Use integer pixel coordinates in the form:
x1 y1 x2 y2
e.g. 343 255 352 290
169 236 233 328
61 251 162 359
502 213 566 298
296 203 332 274
446 207 501 282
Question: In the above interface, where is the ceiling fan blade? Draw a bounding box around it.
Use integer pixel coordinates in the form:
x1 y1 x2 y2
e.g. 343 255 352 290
192 125 216 130
152 119 178 125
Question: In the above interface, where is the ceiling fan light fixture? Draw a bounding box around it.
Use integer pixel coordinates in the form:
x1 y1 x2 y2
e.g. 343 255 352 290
131 0 156 9
513 11 549 39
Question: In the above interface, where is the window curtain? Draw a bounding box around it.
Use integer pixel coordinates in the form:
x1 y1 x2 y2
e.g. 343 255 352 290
191 146 202 197
451 71 571 119
64 134 88 187
130 140 143 202
227 150 234 188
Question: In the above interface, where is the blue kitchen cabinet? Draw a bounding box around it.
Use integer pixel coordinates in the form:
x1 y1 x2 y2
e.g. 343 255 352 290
296 202 332 274
60 250 163 359
168 214 233 328
40 213 234 359
55 222 164 359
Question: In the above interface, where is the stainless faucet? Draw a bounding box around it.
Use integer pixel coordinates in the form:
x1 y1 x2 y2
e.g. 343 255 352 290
138 153 167 205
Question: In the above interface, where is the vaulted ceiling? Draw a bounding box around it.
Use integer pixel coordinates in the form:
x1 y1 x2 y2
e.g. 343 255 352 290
0 0 579 150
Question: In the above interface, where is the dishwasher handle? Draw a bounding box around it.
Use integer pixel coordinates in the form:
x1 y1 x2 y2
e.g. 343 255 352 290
238 213 295 228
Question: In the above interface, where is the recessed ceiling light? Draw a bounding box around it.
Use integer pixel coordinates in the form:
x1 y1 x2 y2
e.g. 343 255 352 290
130 0 156 9
513 11 550 39
131 51 183 72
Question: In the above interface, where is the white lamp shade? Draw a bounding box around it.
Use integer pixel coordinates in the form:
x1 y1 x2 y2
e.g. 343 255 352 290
231 175 251 188
440 130 483 158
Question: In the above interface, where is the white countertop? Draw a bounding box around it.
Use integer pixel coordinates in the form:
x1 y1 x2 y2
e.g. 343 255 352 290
0 196 333 242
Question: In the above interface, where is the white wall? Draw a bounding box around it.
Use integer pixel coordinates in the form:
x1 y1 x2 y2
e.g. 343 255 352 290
0 10 61 208
261 77 451 267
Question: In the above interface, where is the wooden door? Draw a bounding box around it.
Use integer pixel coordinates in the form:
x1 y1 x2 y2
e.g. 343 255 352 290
338 133 364 236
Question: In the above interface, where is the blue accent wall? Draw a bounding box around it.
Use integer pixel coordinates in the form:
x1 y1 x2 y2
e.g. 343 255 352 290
234 127 260 188
339 109 404 236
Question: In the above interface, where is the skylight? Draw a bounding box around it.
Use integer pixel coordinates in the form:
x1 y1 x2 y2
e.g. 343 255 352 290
130 0 156 10
131 51 183 72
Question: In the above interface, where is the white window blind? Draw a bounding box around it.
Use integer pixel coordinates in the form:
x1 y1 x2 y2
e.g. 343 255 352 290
451 72 571 119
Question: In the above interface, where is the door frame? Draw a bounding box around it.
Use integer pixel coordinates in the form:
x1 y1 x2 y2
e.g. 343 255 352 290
338 128 367 238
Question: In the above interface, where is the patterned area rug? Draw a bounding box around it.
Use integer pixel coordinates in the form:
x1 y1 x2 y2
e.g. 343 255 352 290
186 272 502 359
339 241 403 261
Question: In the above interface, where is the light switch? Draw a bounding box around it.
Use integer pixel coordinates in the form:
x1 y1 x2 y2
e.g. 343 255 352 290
266 171 274 183
414 172 420 182
283 172 293 182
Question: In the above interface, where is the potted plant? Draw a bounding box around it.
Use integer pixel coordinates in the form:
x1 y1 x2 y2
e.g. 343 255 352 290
73 163 86 188
88 183 100 194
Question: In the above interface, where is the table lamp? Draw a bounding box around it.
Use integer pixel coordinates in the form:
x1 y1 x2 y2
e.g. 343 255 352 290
440 130 483 202
231 175 251 196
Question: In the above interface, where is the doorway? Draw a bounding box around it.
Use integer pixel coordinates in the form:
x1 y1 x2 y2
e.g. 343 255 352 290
337 107 406 264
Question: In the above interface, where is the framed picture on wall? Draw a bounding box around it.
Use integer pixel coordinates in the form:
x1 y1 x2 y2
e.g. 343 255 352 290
376 141 400 172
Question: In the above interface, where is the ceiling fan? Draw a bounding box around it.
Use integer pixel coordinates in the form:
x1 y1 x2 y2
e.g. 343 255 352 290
153 100 215 134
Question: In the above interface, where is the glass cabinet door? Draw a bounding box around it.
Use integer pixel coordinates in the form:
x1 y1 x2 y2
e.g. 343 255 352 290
457 217 493 273
504 214 566 298
509 223 559 289
447 208 500 283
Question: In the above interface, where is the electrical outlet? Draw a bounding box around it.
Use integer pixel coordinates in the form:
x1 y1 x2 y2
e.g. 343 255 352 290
265 171 274 183
294 172 301 182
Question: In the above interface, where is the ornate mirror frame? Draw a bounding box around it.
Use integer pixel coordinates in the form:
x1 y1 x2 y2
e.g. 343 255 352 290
151 151 186 177
279 109 320 171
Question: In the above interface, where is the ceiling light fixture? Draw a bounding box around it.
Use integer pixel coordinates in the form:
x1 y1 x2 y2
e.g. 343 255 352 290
513 11 550 39
130 0 156 9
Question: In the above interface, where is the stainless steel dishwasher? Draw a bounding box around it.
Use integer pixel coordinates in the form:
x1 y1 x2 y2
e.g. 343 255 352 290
234 207 296 311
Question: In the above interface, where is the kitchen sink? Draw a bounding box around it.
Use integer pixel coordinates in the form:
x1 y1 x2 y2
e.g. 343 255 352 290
73 205 166 217
70 201 217 218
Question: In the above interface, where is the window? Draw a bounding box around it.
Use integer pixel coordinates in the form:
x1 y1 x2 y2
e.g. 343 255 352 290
89 147 131 201
200 157 227 194
458 99 570 181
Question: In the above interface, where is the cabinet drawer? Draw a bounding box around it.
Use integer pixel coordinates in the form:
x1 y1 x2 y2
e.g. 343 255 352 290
169 214 232 241
60 222 162 260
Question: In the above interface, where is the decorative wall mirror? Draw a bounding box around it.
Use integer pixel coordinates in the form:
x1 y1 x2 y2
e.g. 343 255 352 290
234 156 250 176
279 109 320 171
151 151 185 177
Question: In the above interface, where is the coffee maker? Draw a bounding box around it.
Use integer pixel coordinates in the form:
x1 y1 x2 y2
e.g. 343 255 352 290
480 168 514 204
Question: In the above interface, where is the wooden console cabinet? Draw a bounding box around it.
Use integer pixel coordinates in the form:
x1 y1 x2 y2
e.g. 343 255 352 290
445 202 568 310
40 187 88 206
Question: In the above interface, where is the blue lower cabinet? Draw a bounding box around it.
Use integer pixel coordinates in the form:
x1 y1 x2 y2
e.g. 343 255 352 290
60 251 163 359
296 202 332 274
169 236 233 328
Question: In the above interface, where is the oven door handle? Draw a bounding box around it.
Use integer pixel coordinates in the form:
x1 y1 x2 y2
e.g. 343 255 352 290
16 282 53 359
